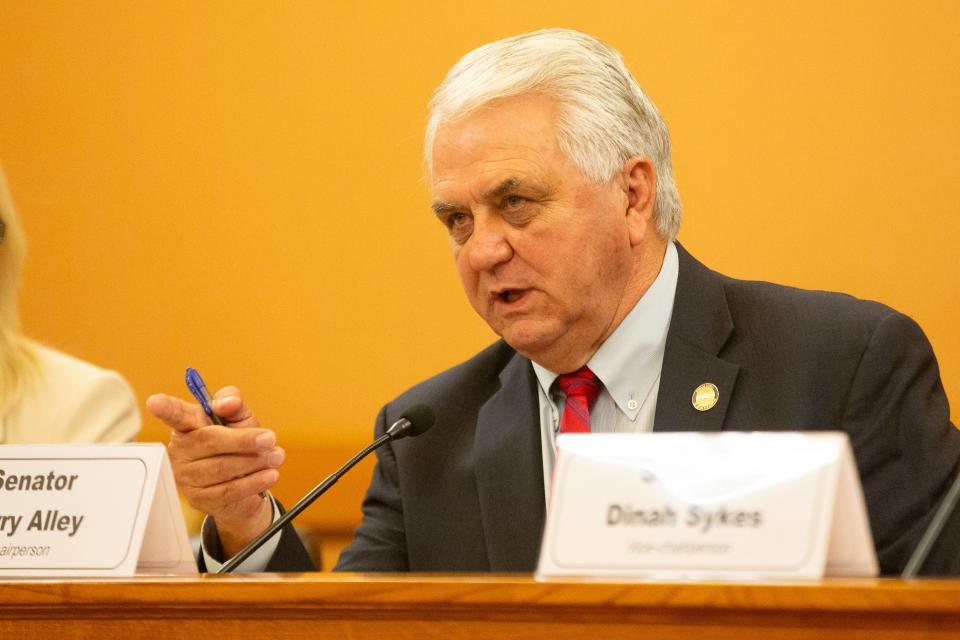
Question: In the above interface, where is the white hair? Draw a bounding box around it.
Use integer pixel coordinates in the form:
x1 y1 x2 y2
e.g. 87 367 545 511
425 28 682 240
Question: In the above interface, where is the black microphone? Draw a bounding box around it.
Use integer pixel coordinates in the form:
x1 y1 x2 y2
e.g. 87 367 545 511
218 404 435 573
901 464 960 578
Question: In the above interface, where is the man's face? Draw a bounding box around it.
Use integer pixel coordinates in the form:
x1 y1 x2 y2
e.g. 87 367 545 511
430 94 646 371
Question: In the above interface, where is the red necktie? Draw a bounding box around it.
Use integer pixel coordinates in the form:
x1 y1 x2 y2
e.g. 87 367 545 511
556 367 602 433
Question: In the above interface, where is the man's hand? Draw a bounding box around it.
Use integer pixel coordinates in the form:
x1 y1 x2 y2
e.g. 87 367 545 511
146 387 285 558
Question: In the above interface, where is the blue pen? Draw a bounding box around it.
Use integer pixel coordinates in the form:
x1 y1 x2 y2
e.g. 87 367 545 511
186 368 268 502
185 368 226 426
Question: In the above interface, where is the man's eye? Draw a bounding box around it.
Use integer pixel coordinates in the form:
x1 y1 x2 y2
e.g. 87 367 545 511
503 195 524 210
445 212 473 244
449 212 470 227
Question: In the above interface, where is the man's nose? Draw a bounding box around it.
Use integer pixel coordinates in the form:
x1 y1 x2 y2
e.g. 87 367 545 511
466 216 513 271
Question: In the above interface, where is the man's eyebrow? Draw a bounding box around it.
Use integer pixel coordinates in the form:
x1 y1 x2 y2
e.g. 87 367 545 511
482 178 521 200
431 201 459 216
431 177 536 215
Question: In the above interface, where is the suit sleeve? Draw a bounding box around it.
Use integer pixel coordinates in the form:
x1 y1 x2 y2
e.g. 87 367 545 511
264 520 316 572
196 499 316 573
333 406 409 571
842 311 960 575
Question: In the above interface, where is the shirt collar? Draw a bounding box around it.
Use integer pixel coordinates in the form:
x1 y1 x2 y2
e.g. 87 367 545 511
532 241 679 420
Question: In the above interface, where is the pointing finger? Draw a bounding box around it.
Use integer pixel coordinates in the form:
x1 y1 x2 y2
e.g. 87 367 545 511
146 393 211 433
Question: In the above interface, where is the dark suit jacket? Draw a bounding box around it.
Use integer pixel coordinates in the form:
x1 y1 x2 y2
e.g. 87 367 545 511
267 244 960 575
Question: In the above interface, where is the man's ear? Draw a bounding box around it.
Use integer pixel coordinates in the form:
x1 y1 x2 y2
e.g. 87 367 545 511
623 157 657 246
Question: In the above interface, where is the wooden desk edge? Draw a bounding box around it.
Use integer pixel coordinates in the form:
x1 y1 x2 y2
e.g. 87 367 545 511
1 574 959 615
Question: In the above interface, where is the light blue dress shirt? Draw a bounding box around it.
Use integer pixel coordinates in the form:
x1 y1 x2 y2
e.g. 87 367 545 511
532 242 679 502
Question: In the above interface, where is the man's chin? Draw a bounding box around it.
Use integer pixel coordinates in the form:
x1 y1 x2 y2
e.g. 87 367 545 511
499 327 562 364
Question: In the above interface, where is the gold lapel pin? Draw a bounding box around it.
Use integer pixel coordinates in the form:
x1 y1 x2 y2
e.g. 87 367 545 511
692 383 719 412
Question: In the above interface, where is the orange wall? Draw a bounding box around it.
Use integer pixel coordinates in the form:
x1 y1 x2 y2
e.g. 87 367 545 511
1 0 958 459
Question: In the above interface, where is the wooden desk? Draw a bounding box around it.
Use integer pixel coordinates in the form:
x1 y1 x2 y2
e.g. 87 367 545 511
1 574 958 639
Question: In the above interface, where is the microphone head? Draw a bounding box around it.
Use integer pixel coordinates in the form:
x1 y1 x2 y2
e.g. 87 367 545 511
397 404 436 438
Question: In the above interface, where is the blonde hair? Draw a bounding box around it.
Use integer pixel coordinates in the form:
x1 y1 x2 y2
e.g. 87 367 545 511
0 167 39 417
426 29 681 240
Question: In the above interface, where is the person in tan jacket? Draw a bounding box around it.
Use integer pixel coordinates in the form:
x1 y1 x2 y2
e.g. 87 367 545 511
0 167 139 444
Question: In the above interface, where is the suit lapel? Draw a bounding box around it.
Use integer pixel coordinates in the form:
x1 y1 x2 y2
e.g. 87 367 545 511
654 243 740 432
473 352 545 571
469 245 739 568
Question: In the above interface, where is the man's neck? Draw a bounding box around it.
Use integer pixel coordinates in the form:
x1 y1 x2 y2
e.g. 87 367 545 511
527 238 669 373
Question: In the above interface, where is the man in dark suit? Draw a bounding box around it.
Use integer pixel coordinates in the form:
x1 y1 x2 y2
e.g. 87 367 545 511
330 241 960 575
147 29 959 575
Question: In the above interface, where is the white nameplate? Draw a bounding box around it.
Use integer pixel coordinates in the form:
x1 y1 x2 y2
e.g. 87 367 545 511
537 432 878 580
0 444 196 577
